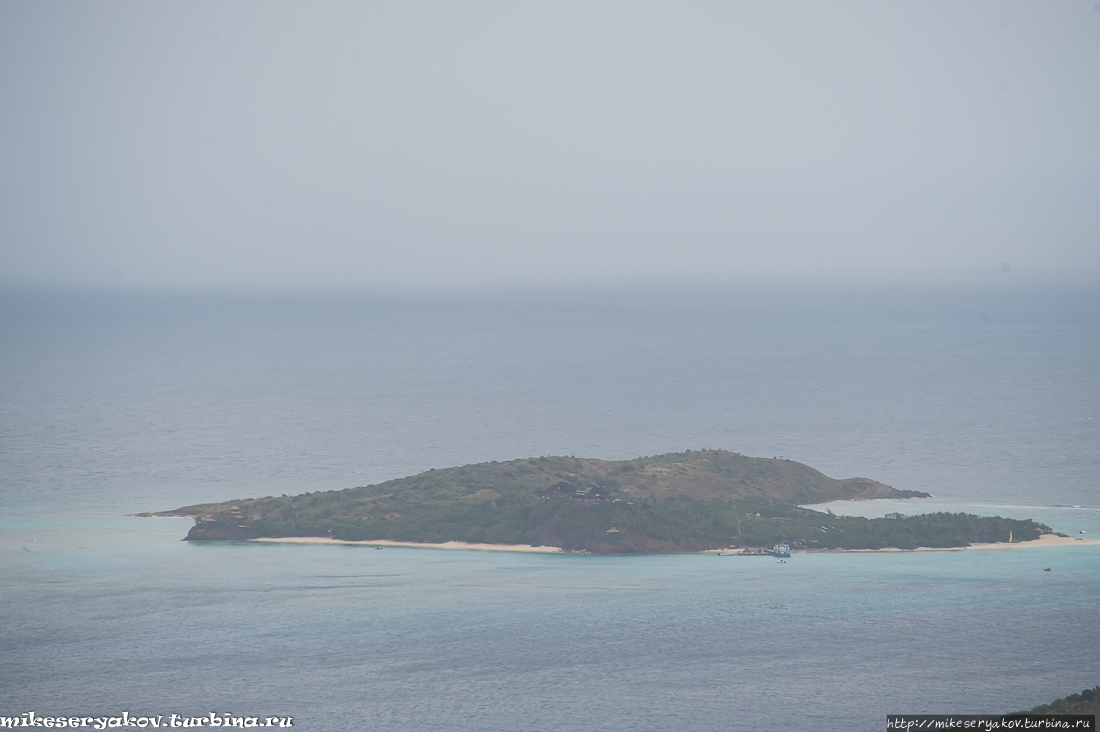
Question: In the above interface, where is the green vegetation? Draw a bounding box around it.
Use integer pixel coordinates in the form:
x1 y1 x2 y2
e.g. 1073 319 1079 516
146 449 1048 553
1015 686 1100 716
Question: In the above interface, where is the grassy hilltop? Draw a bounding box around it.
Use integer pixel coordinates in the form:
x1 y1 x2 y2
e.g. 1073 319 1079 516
149 449 1047 553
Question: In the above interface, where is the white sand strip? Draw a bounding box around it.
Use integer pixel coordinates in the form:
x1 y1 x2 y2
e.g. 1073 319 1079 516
250 536 563 553
705 533 1100 554
252 533 1095 555
811 533 1100 552
959 533 1099 549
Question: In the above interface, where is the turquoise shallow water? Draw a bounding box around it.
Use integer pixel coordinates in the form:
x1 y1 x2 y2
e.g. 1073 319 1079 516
2 508 1098 731
2 287 1098 730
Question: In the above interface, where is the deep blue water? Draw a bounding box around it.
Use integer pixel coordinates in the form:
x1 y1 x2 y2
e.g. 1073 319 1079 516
1 286 1098 730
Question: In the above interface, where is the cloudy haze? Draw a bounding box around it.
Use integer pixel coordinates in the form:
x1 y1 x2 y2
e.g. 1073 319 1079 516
1 1 1098 290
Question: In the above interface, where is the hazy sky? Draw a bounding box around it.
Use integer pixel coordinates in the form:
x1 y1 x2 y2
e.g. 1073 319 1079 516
1 1 1098 290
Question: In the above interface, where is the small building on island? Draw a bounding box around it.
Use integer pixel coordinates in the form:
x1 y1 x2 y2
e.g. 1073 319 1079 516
534 482 577 499
534 482 613 501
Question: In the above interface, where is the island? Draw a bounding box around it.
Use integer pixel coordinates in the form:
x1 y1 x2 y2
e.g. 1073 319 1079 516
143 449 1050 554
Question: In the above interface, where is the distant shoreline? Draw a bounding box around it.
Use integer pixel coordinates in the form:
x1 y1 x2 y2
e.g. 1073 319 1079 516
794 533 1099 552
248 532 1096 554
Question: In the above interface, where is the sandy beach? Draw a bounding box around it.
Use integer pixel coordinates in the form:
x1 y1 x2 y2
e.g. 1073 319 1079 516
956 533 1099 549
250 536 564 553
252 533 1097 554
795 533 1100 553
699 534 1099 555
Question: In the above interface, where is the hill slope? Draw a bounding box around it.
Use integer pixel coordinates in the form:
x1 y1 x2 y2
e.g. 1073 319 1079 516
1018 686 1100 716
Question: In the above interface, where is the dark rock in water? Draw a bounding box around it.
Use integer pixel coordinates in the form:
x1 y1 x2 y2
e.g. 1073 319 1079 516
185 520 255 541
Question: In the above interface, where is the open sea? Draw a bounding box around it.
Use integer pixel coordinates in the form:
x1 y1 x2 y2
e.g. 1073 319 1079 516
2 285 1098 731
